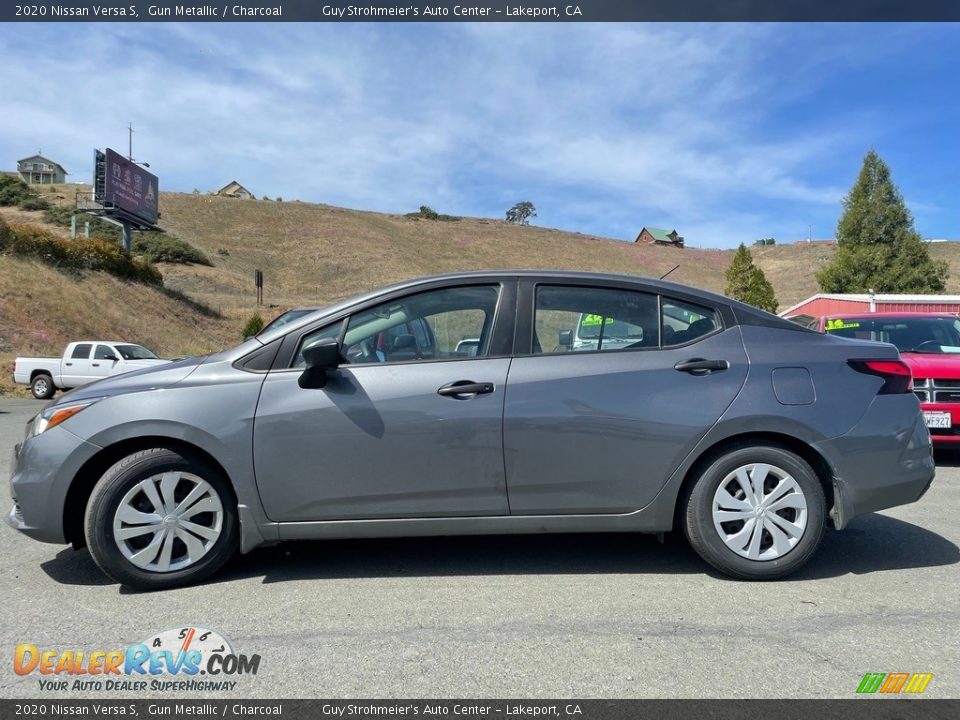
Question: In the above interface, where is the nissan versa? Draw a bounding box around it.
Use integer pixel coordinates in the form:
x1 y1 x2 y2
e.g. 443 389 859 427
8 272 935 590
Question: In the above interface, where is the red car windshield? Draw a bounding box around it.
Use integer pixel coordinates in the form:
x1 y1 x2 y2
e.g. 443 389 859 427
825 316 960 354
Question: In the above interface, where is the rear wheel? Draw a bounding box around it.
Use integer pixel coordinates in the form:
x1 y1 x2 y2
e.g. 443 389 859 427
84 447 238 590
683 445 825 580
31 373 55 399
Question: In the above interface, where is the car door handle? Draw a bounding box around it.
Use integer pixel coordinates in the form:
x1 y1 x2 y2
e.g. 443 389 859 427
65 362 72 366
437 381 495 397
91 363 100 367
674 358 729 375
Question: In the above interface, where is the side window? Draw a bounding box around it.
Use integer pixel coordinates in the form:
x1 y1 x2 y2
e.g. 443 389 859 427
661 298 721 347
534 285 659 354
94 345 114 360
294 320 344 368
296 285 500 367
71 343 92 359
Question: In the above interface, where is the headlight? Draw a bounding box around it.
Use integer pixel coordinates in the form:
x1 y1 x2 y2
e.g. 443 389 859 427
31 400 100 437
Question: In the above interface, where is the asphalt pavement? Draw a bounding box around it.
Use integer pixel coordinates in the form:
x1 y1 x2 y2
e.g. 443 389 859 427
1 397 957 699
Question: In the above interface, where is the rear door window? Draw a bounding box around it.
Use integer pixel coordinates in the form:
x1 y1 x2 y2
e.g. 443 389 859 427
71 344 92 359
661 298 721 347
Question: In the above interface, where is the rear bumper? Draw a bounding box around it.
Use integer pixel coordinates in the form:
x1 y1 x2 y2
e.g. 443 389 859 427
814 396 935 529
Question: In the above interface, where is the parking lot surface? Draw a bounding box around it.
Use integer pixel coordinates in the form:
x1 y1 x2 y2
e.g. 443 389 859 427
1 397 957 699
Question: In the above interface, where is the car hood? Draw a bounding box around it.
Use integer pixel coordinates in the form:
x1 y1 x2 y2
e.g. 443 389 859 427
901 352 960 378
51 354 211 406
122 358 169 370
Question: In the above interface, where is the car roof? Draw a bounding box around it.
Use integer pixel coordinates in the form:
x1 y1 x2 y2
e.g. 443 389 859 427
252 270 805 345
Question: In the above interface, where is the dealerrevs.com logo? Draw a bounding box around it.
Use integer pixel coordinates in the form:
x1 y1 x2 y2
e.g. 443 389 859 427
14 627 260 693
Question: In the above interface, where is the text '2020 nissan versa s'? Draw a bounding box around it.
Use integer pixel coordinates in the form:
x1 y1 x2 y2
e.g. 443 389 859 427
8 272 935 590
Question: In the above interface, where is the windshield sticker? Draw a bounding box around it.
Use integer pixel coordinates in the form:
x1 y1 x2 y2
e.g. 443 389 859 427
825 319 860 331
580 314 614 327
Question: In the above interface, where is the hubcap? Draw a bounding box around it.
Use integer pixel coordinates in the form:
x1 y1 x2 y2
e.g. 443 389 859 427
112 471 224 573
711 463 808 561
35 379 47 393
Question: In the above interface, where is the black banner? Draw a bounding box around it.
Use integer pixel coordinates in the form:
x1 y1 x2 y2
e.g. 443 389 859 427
4 0 960 23
1 700 959 720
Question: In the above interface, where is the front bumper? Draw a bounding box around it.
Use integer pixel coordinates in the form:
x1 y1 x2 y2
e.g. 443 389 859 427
7 426 102 544
815 396 935 529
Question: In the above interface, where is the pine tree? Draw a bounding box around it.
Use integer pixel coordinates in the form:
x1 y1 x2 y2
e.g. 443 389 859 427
817 150 947 293
725 243 779 313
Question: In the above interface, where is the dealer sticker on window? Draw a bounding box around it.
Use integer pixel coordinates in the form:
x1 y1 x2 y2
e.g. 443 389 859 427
923 411 952 429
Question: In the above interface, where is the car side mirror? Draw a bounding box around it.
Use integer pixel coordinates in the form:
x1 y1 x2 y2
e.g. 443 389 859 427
105 354 119 362
298 340 342 389
558 330 573 348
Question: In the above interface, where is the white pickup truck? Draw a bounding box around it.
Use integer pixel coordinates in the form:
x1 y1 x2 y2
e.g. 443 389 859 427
13 341 169 399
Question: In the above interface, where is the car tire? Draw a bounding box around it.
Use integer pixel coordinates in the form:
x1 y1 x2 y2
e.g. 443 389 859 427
31 373 56 400
683 444 826 580
84 447 238 591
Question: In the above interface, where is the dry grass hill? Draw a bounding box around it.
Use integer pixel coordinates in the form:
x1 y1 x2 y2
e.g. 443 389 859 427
4 185 960 395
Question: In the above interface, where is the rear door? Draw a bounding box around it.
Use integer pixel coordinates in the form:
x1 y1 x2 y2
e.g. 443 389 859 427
59 343 93 387
503 280 749 514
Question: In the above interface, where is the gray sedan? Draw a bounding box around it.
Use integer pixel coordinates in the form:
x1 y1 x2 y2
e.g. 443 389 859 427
8 271 935 589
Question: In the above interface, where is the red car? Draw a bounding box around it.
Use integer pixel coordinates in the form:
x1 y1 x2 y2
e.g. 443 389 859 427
811 312 960 445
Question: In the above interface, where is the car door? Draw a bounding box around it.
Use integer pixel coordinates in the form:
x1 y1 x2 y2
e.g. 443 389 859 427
503 281 749 515
90 344 118 381
60 343 93 387
253 281 515 521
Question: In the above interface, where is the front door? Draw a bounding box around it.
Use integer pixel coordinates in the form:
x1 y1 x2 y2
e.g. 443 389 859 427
253 283 513 521
504 283 749 514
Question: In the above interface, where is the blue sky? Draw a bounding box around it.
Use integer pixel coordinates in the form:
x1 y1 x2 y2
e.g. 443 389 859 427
1 23 957 248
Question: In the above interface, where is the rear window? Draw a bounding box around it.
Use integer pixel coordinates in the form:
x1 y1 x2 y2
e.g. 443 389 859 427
824 317 960 353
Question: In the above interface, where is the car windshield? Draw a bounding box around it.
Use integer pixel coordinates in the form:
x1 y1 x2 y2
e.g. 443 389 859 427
824 317 960 353
114 344 159 360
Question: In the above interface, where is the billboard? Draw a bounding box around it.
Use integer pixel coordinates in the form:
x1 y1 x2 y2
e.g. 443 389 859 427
93 148 159 226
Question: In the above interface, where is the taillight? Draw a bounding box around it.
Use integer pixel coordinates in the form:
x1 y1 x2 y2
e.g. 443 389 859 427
848 359 913 394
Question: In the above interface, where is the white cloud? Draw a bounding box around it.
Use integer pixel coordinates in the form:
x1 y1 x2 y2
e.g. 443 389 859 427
0 23 937 246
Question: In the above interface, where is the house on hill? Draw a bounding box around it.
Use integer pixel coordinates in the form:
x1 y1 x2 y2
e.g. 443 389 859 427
17 154 67 185
635 227 684 248
216 181 255 200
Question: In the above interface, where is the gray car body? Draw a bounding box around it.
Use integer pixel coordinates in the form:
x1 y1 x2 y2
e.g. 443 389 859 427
8 271 935 554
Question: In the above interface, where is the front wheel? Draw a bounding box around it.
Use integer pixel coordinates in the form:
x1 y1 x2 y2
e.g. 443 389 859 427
84 447 238 590
31 373 56 399
683 445 826 580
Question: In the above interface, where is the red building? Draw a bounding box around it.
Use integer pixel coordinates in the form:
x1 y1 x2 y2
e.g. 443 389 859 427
781 293 960 321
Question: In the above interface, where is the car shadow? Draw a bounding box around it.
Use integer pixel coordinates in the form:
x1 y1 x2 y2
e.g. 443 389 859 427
793 513 959 580
934 449 960 468
40 548 114 586
40 515 958 591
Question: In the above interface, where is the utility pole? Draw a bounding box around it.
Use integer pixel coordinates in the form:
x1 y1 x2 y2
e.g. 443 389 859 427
808 224 812 244
128 122 134 161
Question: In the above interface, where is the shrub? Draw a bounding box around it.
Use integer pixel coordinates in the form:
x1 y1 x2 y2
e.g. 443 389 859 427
132 233 212 265
242 312 264 338
405 205 461 222
0 222 162 286
0 176 32 206
216 248 230 257
18 196 51 211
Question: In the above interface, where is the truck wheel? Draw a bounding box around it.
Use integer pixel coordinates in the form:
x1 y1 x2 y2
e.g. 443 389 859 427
31 373 56 400
683 444 826 580
84 447 238 591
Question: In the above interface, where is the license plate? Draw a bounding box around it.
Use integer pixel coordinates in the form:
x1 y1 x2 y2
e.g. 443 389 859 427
924 411 952 429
